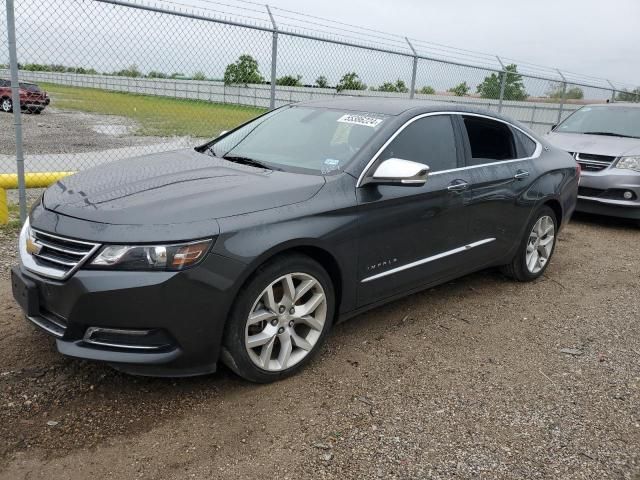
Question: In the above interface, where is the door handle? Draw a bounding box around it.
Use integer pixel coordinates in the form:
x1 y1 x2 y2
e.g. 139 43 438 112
514 169 530 180
447 180 469 192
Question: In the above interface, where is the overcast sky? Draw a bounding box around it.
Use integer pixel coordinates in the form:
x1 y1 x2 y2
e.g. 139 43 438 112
254 0 640 87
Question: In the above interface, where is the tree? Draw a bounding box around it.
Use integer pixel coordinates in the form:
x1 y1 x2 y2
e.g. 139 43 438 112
315 76 329 88
617 87 640 102
192 71 207 81
114 64 141 77
547 83 583 100
420 86 436 95
476 64 527 101
377 79 409 93
336 72 366 92
276 74 302 87
448 81 470 97
147 71 168 79
223 54 264 86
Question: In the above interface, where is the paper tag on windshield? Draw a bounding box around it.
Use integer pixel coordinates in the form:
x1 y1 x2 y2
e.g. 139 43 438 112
337 114 384 128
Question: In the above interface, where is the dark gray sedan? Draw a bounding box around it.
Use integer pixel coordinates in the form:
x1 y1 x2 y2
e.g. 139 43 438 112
12 98 579 382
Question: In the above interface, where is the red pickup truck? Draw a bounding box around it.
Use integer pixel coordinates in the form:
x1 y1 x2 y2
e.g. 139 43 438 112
0 79 50 114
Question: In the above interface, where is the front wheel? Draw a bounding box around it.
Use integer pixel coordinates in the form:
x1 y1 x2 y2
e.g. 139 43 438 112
222 254 335 383
501 206 557 282
0 98 12 113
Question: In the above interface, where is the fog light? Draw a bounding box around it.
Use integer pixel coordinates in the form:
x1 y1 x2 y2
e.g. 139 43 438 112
623 191 633 200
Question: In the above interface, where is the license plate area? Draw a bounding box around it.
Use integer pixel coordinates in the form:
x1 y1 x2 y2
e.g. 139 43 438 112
11 267 39 317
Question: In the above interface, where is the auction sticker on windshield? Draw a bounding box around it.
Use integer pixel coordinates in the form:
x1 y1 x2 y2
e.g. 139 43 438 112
337 113 384 128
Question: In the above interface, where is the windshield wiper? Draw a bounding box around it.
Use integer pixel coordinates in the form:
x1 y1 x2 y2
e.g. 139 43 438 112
582 131 639 139
222 154 275 170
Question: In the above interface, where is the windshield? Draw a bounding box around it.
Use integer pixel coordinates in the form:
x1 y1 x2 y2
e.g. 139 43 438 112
555 106 640 138
208 106 388 174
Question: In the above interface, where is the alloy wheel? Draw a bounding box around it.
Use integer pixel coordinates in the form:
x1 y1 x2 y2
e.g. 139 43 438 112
1 99 12 112
525 215 555 274
245 272 327 372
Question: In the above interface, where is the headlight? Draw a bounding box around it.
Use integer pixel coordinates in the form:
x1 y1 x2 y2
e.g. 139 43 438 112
615 156 640 172
90 239 213 271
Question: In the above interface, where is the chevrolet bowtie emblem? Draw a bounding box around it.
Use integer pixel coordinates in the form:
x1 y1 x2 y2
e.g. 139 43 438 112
26 235 42 255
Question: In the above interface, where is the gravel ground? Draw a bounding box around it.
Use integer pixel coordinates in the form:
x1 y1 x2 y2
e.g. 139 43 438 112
0 108 164 156
0 213 638 480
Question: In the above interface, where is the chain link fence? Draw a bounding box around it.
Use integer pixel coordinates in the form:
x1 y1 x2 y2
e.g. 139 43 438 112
2 0 639 222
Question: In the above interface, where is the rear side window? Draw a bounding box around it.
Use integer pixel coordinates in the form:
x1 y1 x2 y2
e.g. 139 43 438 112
462 116 516 165
513 129 537 158
379 115 458 172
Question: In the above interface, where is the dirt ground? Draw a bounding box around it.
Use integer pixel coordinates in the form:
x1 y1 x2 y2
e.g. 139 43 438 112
0 213 638 480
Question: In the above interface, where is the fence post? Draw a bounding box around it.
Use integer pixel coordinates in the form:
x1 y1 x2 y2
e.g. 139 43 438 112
266 4 278 110
5 0 27 224
405 37 417 99
606 79 616 103
556 69 567 125
496 56 506 113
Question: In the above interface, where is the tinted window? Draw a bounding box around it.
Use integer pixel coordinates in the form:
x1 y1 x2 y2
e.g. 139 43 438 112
463 116 516 165
513 129 537 157
0 79 9 87
379 115 458 172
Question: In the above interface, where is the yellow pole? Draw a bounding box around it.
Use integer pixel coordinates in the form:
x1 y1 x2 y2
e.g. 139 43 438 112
0 188 7 225
0 172 75 225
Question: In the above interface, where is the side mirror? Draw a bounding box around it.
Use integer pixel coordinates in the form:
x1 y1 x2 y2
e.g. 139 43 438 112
363 158 430 186
550 124 557 131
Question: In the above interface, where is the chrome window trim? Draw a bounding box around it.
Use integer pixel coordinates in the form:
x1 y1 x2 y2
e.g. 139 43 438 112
356 111 542 187
361 238 496 283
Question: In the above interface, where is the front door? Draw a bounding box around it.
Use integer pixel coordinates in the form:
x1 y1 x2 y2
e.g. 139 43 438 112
356 114 473 307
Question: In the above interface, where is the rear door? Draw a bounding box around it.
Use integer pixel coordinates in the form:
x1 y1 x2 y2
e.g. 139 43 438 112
455 114 539 263
356 114 475 306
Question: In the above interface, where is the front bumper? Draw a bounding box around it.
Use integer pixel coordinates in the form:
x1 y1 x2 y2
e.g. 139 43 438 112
576 169 640 220
11 252 247 377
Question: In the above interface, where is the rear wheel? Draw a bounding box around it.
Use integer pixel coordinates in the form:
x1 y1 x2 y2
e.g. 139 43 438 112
501 206 557 281
33 108 43 114
222 254 335 383
0 98 12 113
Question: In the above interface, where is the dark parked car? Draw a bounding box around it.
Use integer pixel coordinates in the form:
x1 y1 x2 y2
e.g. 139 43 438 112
545 103 640 224
0 79 50 113
12 99 579 382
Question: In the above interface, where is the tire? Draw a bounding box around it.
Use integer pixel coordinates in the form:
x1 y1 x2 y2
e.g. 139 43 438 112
501 206 558 282
0 97 12 113
222 253 335 383
33 108 43 114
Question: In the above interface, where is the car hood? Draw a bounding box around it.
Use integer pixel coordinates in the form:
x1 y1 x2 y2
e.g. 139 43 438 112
545 132 640 157
43 148 325 225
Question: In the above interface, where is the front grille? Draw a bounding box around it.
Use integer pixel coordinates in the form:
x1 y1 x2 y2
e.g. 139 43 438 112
28 228 101 280
575 152 616 172
578 187 605 197
28 309 68 338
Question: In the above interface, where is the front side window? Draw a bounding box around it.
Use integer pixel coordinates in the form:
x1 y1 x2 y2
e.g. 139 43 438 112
378 115 458 172
208 106 388 174
462 116 516 165
556 106 640 139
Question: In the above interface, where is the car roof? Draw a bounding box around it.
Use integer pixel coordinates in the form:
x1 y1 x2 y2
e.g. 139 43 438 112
295 96 519 121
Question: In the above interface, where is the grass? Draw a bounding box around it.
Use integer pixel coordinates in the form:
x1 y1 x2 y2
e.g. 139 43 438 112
40 82 266 138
